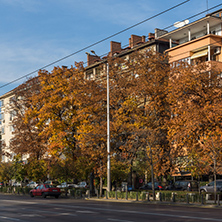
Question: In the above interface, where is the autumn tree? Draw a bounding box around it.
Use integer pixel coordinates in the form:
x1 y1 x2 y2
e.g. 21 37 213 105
25 157 48 182
78 51 172 196
168 62 222 183
9 77 47 160
10 155 27 183
0 162 13 183
120 51 172 199
77 62 109 193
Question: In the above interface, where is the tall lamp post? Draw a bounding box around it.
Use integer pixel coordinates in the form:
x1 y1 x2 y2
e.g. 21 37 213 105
89 50 111 192
106 62 111 192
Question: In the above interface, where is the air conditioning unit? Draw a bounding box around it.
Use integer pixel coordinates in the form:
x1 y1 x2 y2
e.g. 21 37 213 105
214 47 221 55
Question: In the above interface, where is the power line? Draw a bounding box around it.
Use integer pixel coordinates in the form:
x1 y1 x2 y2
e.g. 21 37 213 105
0 0 190 90
82 3 222 67
90 3 222 66
165 27 222 61
161 3 222 32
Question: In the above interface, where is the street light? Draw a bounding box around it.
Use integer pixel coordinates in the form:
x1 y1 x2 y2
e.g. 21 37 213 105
88 50 111 192
106 62 111 192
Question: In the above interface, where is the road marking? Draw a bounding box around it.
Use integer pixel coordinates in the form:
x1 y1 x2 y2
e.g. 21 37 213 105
108 218 134 222
20 214 44 218
2 200 37 205
0 216 21 221
2 199 222 221
59 213 77 216
50 205 222 222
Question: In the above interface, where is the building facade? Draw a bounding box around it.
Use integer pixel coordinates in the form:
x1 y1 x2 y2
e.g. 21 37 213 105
85 33 169 79
158 8 222 70
0 90 16 162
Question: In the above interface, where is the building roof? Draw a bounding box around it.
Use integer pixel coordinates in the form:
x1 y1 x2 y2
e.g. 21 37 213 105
0 89 15 99
157 14 221 41
85 38 168 70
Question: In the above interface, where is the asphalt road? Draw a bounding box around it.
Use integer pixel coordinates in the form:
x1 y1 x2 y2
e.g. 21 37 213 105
0 194 222 222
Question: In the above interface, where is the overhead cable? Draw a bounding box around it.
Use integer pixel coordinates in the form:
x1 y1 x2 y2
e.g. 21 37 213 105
0 0 190 90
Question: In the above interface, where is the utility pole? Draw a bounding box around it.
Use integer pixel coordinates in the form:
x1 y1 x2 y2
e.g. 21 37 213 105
90 50 111 192
107 62 111 192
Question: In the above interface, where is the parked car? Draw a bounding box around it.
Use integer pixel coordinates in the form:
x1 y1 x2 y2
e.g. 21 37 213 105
74 181 88 188
12 181 22 187
166 180 199 191
199 180 222 193
118 182 134 192
57 182 75 189
26 181 38 188
44 180 60 186
30 184 61 198
139 182 163 190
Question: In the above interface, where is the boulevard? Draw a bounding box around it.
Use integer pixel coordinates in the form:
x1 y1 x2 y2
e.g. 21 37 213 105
0 194 222 222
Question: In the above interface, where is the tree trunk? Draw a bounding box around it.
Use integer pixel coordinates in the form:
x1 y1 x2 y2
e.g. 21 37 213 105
100 176 103 197
149 145 155 201
214 158 217 204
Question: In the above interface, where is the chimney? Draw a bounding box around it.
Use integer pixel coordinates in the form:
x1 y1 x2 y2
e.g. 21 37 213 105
148 33 155 41
129 35 145 47
142 35 146 43
155 28 168 38
110 41 122 55
87 54 101 66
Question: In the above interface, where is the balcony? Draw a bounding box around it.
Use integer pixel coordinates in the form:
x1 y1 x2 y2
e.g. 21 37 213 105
167 34 222 64
206 60 222 71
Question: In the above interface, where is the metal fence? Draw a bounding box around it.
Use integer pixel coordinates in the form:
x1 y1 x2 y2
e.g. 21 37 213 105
0 186 221 206
103 190 222 206
0 186 87 199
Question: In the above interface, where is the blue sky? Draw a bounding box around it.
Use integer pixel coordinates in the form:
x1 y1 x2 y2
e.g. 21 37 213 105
0 0 221 95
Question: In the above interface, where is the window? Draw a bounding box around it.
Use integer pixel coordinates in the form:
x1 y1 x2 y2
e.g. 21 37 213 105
10 111 16 121
95 67 101 77
208 182 214 186
10 125 14 132
0 100 4 107
172 57 191 68
85 70 93 80
1 113 4 122
2 127 4 134
1 139 5 146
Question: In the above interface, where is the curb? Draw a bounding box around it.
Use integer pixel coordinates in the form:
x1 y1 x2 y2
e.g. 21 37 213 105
85 197 222 209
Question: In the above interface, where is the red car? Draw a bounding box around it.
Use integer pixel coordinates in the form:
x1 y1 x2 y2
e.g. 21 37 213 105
30 184 61 198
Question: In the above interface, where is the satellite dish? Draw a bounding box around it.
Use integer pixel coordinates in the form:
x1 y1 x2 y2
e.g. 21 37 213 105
174 19 189 28
184 19 189 25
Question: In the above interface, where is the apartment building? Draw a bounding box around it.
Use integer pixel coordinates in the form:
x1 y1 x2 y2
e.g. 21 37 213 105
0 90 16 162
85 32 169 79
158 8 222 70
157 8 222 179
